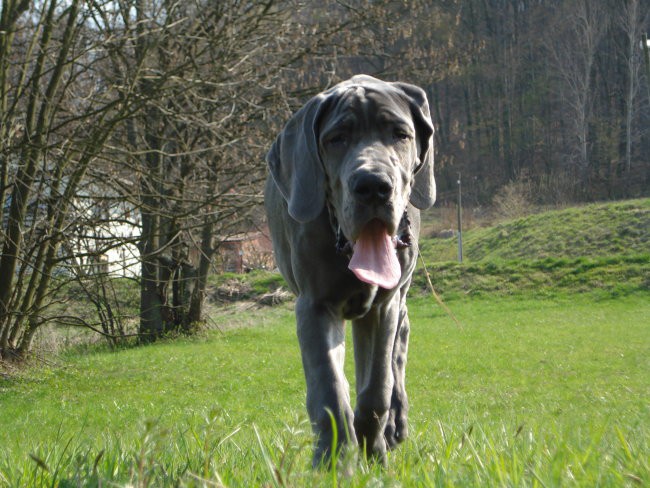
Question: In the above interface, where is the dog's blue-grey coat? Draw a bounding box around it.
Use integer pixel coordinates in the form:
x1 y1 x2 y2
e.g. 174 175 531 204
264 75 435 465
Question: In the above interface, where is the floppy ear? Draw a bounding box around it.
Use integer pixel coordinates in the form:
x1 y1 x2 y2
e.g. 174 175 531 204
266 94 328 223
395 82 436 210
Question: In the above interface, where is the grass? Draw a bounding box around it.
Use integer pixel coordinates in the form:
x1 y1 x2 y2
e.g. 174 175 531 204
419 198 649 262
412 254 650 300
1 294 649 486
416 198 650 299
209 270 287 302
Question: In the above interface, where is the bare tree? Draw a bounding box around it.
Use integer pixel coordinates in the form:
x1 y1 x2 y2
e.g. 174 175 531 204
0 0 155 359
546 0 608 193
619 0 646 179
100 0 367 341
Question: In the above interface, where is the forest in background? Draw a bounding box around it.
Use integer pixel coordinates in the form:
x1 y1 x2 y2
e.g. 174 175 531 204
302 0 650 205
1 0 649 359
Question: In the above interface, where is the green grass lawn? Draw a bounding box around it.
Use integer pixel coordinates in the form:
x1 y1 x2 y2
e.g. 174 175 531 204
1 293 649 486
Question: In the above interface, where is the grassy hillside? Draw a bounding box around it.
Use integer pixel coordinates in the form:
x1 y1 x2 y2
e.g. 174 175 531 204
420 198 649 262
416 199 650 299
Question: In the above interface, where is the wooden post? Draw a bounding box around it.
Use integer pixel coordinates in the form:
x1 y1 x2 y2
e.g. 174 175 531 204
457 173 463 263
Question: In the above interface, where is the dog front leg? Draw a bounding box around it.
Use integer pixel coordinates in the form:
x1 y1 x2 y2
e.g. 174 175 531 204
351 294 400 463
296 296 356 468
385 304 410 448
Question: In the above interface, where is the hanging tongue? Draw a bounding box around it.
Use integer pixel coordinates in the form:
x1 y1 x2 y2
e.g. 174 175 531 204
348 219 401 289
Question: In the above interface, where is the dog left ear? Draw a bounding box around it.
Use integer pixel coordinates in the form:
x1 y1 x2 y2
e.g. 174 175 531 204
395 82 436 210
266 94 328 223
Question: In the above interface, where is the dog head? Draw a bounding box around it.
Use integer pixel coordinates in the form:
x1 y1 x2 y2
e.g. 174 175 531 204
267 75 435 242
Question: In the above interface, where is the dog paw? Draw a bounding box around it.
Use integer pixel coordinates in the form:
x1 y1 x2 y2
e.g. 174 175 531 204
384 407 408 449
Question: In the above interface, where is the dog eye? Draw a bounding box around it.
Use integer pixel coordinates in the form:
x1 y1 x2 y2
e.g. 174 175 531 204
393 129 411 141
326 133 348 147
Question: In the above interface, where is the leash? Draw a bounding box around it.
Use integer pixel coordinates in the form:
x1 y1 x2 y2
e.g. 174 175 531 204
417 252 463 330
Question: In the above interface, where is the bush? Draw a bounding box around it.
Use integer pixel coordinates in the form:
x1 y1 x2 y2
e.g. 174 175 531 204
492 176 534 219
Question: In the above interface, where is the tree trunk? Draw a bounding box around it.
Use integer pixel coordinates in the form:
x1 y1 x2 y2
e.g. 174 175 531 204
188 212 216 326
138 190 165 341
621 0 640 185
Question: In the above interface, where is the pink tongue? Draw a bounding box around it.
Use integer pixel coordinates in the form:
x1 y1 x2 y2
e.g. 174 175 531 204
348 220 401 289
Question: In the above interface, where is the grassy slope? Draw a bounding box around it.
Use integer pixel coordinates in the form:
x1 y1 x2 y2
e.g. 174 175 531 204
416 198 650 298
1 295 649 486
422 198 649 262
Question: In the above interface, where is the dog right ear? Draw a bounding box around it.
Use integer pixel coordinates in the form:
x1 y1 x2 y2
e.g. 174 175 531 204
394 82 436 210
266 95 328 223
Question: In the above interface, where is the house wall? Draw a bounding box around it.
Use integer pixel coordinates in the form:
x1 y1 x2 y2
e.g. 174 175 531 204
217 231 275 273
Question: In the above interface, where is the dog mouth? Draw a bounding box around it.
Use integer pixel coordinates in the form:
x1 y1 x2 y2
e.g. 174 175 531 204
348 219 401 289
331 207 413 290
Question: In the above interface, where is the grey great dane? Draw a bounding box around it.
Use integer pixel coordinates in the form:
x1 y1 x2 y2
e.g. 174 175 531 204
264 75 435 466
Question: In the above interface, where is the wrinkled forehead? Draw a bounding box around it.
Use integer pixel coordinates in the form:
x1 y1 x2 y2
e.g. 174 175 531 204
318 85 413 134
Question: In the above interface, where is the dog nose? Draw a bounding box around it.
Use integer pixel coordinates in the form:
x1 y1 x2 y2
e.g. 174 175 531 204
350 171 393 205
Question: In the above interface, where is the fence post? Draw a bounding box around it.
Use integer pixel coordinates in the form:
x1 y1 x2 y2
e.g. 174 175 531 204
457 173 463 263
641 34 650 101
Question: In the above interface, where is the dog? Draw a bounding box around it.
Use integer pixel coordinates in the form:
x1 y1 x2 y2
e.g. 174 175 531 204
264 75 435 466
